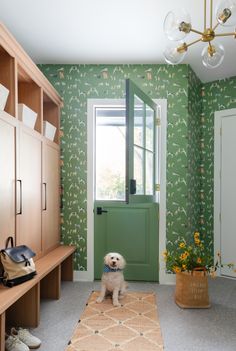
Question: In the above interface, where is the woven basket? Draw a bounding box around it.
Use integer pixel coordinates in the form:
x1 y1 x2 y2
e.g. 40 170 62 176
175 269 210 308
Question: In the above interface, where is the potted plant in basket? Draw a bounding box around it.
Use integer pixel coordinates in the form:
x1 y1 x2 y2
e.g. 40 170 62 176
163 231 235 309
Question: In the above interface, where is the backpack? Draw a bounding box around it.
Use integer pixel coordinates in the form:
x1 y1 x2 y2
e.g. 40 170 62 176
0 236 36 287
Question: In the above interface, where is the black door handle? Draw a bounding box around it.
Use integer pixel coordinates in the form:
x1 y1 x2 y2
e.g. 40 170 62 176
97 207 108 215
130 179 136 194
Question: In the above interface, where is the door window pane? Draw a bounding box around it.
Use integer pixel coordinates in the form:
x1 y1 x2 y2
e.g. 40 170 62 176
133 100 155 196
134 95 144 147
95 107 125 200
134 146 144 194
146 150 154 195
146 106 154 151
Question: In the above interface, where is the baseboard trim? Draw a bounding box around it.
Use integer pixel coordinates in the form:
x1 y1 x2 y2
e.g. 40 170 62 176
73 270 176 284
73 270 94 282
159 272 176 285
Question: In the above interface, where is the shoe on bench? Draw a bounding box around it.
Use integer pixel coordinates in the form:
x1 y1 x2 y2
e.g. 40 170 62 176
5 334 29 351
11 328 41 349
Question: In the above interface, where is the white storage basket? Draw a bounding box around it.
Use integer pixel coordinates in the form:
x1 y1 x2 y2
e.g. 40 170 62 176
18 103 37 129
0 83 10 110
43 121 57 141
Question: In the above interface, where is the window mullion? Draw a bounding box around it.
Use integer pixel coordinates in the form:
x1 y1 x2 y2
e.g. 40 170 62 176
143 103 146 195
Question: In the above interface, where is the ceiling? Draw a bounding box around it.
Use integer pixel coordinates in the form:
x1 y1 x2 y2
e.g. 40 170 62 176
1 0 236 83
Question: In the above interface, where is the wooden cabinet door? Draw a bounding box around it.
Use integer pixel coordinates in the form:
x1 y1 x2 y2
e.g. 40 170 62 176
42 140 60 253
16 126 42 257
0 114 16 249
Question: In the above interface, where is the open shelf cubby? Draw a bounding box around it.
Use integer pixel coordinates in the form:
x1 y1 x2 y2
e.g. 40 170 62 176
43 92 60 144
17 64 42 133
0 46 16 117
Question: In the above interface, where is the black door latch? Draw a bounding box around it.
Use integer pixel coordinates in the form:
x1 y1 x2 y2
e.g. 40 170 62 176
96 207 108 215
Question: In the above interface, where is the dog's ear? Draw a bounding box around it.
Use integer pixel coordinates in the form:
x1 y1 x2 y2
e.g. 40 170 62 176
119 255 126 269
104 254 110 265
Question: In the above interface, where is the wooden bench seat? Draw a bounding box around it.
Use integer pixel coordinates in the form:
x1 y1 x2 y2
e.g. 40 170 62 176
0 245 76 351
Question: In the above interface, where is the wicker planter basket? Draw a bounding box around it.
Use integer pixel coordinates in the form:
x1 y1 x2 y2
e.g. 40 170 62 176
175 270 210 308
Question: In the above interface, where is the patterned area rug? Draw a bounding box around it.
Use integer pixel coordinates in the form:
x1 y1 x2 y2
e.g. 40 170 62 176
66 291 164 351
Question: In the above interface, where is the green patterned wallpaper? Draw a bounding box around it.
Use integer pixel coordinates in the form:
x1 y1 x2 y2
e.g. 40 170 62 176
201 76 236 256
187 67 202 234
39 64 202 271
165 66 203 259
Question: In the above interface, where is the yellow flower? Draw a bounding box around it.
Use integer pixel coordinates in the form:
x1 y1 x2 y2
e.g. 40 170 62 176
194 238 201 245
173 266 181 273
180 253 186 261
180 251 189 261
196 257 202 264
182 264 187 270
194 231 200 238
179 242 186 248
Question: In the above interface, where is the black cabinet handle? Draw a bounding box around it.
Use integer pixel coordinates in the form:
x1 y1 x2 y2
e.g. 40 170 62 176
16 180 22 215
43 183 47 211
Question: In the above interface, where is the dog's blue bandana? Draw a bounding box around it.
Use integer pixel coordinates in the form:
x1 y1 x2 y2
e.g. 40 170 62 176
103 265 122 273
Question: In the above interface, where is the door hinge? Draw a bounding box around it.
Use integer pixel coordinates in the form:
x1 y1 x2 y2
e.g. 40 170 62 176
155 118 161 126
219 213 221 222
220 127 222 135
155 183 160 191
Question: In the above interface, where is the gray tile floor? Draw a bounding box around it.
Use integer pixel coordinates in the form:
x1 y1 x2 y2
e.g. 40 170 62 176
31 278 236 351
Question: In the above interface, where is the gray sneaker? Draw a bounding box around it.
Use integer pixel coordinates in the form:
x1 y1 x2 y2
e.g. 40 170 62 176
5 335 29 351
11 328 41 349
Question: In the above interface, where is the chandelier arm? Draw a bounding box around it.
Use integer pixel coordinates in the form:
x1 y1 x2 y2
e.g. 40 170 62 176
215 32 236 37
207 41 215 57
177 38 202 53
212 22 220 31
210 0 213 29
204 0 207 30
185 38 202 49
190 28 204 35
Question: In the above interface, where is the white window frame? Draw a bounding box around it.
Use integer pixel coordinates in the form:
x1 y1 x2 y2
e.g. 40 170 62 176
74 98 171 283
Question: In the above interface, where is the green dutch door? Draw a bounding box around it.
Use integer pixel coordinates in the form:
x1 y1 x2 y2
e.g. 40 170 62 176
94 79 159 281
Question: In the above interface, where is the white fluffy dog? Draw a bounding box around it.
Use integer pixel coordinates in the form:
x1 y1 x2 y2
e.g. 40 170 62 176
96 252 127 307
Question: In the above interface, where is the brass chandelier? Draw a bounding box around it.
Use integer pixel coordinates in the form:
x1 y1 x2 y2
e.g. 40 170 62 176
163 0 236 68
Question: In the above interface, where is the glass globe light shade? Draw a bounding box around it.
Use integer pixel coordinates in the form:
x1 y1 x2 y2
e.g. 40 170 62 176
216 0 236 26
163 8 191 41
201 43 225 69
163 42 187 65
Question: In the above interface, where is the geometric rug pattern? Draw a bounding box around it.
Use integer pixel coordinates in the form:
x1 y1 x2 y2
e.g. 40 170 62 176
66 291 164 351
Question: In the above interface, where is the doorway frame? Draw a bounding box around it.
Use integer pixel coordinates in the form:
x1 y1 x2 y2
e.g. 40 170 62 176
78 98 170 283
214 108 236 279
